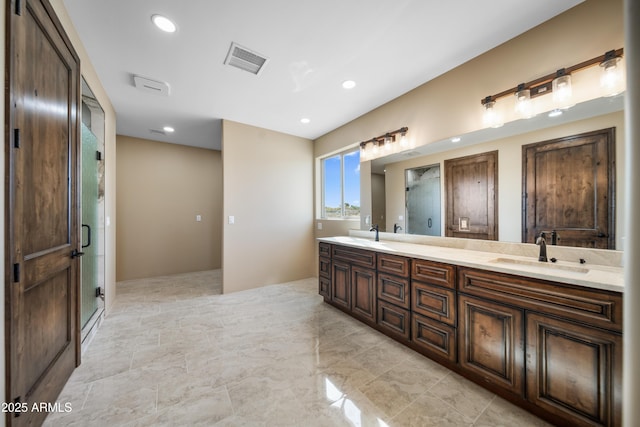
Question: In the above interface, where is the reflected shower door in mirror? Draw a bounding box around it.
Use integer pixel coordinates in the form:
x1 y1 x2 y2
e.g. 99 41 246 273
406 165 441 236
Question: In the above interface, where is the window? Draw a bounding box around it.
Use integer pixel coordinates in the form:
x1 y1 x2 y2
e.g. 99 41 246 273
322 148 360 218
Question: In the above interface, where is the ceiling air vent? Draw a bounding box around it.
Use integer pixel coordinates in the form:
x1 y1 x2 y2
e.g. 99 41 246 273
133 75 170 96
224 42 268 75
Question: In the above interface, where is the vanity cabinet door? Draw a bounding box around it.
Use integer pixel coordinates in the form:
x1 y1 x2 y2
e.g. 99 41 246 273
526 313 621 427
331 261 351 310
458 294 524 396
351 265 376 324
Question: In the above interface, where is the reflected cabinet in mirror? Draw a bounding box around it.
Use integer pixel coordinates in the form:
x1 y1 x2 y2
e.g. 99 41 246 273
368 95 624 250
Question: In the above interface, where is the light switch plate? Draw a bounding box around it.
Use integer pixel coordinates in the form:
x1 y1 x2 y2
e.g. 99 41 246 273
228 215 235 225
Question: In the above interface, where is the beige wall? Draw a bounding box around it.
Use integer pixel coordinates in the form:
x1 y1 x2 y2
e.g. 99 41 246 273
315 1 623 160
384 111 625 247
222 120 315 293
116 136 222 281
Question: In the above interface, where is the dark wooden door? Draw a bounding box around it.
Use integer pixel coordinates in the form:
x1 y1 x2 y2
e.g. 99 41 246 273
445 151 498 240
6 0 81 425
522 129 615 248
526 313 621 427
458 294 524 396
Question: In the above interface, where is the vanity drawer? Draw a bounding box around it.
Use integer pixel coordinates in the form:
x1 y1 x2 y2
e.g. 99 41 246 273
412 259 456 289
412 280 456 326
332 245 376 269
378 273 410 309
377 253 410 278
319 256 331 278
412 312 457 364
377 300 410 341
319 276 331 300
319 242 331 258
458 267 622 332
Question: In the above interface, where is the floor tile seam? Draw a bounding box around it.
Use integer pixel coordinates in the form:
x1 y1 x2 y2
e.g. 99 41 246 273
421 388 482 424
470 393 498 425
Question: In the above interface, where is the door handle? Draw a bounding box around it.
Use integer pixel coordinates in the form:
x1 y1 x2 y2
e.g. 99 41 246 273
71 249 85 259
82 224 92 248
428 218 432 228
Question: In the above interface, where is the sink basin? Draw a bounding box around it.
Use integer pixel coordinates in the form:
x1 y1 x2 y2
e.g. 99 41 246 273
488 257 590 274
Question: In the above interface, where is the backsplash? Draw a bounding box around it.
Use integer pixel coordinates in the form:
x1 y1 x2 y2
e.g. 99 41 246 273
348 230 624 268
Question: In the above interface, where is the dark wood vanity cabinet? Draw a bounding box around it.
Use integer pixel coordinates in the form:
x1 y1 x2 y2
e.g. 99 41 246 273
411 259 458 364
458 293 524 395
376 254 411 339
318 243 332 301
322 244 377 325
319 242 623 427
458 267 622 427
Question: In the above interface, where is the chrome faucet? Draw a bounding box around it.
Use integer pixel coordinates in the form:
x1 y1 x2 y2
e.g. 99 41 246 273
536 232 548 262
370 224 379 241
394 224 403 233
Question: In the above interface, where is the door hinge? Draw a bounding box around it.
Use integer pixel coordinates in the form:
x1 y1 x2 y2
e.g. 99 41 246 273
95 287 104 298
14 129 20 148
96 150 102 161
15 0 22 16
13 263 20 282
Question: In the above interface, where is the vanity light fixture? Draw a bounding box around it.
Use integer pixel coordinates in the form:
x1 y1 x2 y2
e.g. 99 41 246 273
600 50 624 96
514 83 535 118
552 69 574 109
480 48 624 127
359 126 409 161
482 97 503 129
151 14 177 33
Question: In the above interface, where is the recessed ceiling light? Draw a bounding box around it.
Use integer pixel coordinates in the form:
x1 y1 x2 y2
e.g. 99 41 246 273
163 126 175 133
342 80 356 89
300 118 311 124
451 137 461 143
151 14 177 33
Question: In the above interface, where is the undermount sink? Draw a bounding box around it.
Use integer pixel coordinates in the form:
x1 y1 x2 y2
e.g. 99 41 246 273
488 257 590 274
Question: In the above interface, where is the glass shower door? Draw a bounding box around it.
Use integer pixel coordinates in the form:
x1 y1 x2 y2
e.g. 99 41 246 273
80 78 105 345
81 123 100 328
406 165 442 236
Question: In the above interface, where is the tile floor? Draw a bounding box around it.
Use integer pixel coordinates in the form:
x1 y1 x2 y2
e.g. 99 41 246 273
44 270 552 426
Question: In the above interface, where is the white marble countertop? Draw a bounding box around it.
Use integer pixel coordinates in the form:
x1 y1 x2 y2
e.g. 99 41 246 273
318 236 624 293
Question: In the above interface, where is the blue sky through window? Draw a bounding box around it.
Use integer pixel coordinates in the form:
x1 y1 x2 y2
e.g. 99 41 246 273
323 150 360 216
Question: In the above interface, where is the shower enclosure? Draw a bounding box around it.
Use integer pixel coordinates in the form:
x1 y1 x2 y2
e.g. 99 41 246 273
80 78 106 348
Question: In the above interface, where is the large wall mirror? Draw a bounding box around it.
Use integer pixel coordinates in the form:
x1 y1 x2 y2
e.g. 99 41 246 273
368 94 625 250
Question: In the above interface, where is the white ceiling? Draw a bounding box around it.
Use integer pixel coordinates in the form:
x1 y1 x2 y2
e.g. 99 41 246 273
63 0 583 151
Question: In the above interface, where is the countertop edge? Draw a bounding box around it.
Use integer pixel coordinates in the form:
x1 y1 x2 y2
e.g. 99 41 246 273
318 237 624 293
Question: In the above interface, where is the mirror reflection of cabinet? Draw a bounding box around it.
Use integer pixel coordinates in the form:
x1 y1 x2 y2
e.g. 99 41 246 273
406 165 441 236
